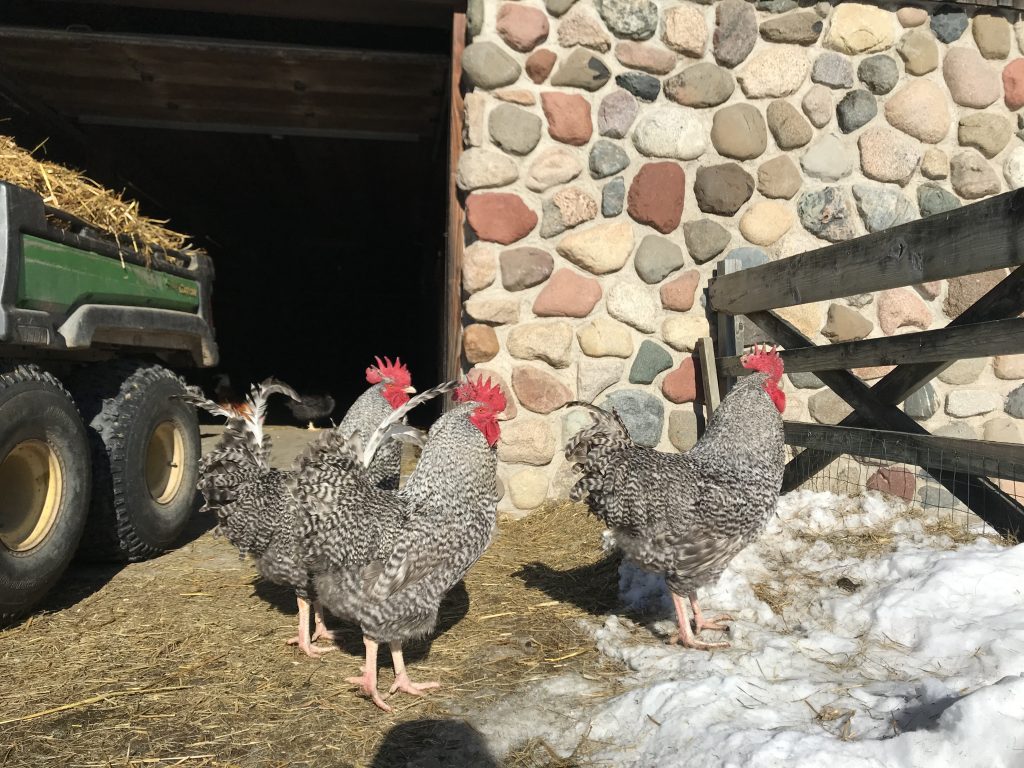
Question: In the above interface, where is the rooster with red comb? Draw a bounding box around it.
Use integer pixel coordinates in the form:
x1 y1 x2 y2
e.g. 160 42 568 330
565 344 786 650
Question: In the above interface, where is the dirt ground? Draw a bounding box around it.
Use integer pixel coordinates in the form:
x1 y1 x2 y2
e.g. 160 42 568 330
0 426 624 768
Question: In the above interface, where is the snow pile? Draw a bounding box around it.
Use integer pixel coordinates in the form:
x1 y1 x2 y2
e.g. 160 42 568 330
472 491 1024 767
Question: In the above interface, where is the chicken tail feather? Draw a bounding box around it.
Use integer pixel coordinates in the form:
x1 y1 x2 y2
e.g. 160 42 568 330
563 401 634 504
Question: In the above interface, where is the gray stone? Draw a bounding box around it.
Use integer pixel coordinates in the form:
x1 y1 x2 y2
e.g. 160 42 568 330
635 235 685 284
852 184 916 233
551 48 612 91
757 0 798 12
846 293 873 308
615 72 661 102
918 484 956 509
759 10 823 45
602 177 626 217
668 409 700 451
801 134 854 181
789 372 824 389
917 183 962 218
456 148 519 190
598 90 639 138
938 358 986 385
629 339 674 383
809 389 853 424
501 247 554 291
798 186 859 242
897 29 939 76
541 199 568 238
728 246 769 269
903 382 939 419
683 219 731 264
602 389 664 446
589 140 630 179
767 99 813 149
757 154 802 199
1007 384 1024 419
714 0 758 68
958 113 1012 159
930 4 968 44
711 103 768 160
488 104 542 156
632 106 707 159
950 150 1001 199
858 55 899 95
984 416 1021 443
578 358 624 403
836 90 877 134
802 84 833 128
596 0 658 41
934 422 978 440
693 162 755 216
467 0 484 37
546 0 578 16
462 42 522 90
664 63 735 108
812 51 854 88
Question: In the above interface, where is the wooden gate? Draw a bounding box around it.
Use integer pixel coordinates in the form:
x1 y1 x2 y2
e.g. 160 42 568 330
704 189 1024 536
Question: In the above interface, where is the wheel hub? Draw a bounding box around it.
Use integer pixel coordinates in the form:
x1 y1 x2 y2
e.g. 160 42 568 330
0 439 63 552
145 421 186 505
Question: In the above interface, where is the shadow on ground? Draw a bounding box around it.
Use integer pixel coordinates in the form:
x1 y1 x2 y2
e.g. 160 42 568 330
513 553 621 617
370 718 498 768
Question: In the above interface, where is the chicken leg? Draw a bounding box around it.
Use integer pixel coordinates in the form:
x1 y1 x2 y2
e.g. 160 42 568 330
669 591 730 650
286 596 337 657
346 637 392 712
311 601 337 643
388 642 440 698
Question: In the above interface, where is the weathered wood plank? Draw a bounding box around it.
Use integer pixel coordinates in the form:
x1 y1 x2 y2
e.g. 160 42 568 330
714 259 742 397
697 336 721 418
707 189 1024 314
784 422 1024 481
443 12 466 410
718 317 1024 376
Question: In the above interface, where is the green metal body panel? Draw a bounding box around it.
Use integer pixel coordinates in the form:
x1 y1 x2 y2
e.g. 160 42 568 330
16 235 200 314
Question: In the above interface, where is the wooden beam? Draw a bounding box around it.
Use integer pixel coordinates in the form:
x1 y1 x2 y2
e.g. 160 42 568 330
708 189 1024 315
697 336 721 418
713 258 742 397
784 422 1024 482
718 317 1024 376
442 11 466 409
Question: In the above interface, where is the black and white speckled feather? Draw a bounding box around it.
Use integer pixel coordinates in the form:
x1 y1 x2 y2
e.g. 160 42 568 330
566 372 784 595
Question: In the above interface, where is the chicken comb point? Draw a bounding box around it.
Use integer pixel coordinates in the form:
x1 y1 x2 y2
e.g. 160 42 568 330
365 356 412 388
456 376 507 413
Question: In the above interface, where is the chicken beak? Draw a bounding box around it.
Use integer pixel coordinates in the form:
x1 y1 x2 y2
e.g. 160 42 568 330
495 410 510 421
404 386 417 394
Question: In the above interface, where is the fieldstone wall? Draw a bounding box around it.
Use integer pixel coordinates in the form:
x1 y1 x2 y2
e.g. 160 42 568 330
456 0 1024 513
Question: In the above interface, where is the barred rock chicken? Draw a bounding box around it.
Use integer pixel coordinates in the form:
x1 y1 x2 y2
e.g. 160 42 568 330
303 376 505 712
183 376 440 658
566 345 786 650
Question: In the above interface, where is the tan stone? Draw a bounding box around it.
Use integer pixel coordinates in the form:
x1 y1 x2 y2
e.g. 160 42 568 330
921 149 949 180
526 146 583 192
662 314 710 352
663 3 708 57
777 303 823 340
508 468 550 509
739 201 794 246
506 320 574 368
897 7 928 28
512 365 573 414
493 88 537 105
884 79 951 143
463 324 499 363
973 13 1011 60
577 315 634 358
463 92 486 148
465 293 520 325
557 4 612 52
897 29 938 75
556 220 634 275
938 358 986 385
737 46 810 98
994 354 1024 380
825 3 895 55
462 242 497 294
496 417 556 466
822 303 873 341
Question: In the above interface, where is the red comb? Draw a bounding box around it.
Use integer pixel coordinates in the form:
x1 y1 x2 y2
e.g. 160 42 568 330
456 376 507 413
365 356 411 388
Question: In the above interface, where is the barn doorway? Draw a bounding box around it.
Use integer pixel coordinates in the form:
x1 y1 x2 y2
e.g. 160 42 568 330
0 0 462 419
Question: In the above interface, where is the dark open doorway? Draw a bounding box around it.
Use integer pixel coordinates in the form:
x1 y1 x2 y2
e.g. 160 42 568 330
0 0 460 419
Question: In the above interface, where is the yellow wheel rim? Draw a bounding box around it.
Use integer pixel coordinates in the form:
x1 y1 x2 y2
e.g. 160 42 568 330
0 440 63 552
146 421 185 505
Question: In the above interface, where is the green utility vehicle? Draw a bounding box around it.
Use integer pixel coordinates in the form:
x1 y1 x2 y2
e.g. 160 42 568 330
0 181 217 619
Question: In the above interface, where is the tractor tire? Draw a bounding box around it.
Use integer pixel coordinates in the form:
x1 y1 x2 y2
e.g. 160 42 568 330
0 364 91 621
71 361 200 561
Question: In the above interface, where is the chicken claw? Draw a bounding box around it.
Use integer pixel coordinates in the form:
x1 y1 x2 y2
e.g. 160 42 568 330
387 642 441 699
669 592 731 651
287 597 337 657
348 638 392 713
689 594 732 634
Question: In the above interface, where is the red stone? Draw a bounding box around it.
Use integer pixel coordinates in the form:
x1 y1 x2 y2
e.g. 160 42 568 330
660 270 701 311
661 356 703 404
627 162 686 234
468 367 517 419
526 49 557 84
866 467 916 501
465 192 537 244
512 365 573 414
532 268 602 317
463 324 499 364
497 3 550 52
541 92 593 146
1004 59 1024 110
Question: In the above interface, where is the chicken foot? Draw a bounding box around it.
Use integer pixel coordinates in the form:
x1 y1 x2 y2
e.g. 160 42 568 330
388 642 441 698
668 591 730 650
346 637 392 712
286 597 338 657
689 592 732 633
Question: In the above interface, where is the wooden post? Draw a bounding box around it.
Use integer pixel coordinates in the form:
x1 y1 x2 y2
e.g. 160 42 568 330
697 336 721 420
713 258 742 397
442 11 467 410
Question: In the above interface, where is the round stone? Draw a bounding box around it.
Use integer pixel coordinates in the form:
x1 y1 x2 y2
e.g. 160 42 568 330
615 71 662 102
456 148 519 191
757 154 802 199
462 42 523 90
1006 385 1024 419
921 149 949 181
668 410 700 451
629 340 673 384
973 13 1011 60
541 187 597 237
607 281 661 332
884 80 951 143
713 0 758 68
662 357 700 404
597 0 659 41
508 468 549 510
557 4 612 52
802 84 833 128
664 63 736 108
801 134 854 182
727 246 769 269
551 48 612 91
944 271 1008 319
577 314 634 357
526 147 583 192
812 51 855 88
496 417 556 466
462 243 497 294
824 2 895 54
526 49 557 84
759 10 823 45
1004 147 1024 190
852 184 916 233
836 89 877 133
930 4 968 44
628 162 686 235
822 303 874 342
589 140 630 179
507 320 574 367
738 47 811 97
798 187 859 242
497 3 551 52
632 106 707 160
858 125 921 186
512 365 573 414
634 234 685 284
578 358 624 403
533 268 602 317
501 247 554 291
1003 59 1024 110
809 389 853 424
945 389 1003 418
866 468 916 502
711 103 768 160
556 220 635 274
943 47 1000 108
662 314 710 352
950 150 1001 199
660 269 701 311
489 104 543 156
602 390 664 446
602 177 626 216
958 113 1011 159
693 163 755 216
857 54 899 93
542 92 593 145
767 100 812 149
897 7 927 27
463 323 499 363
466 193 537 244
739 201 794 246
683 219 731 263
902 382 938 419
897 29 938 76
663 3 708 57
465 293 520 325
615 41 677 74
598 89 640 139
984 416 1021 443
